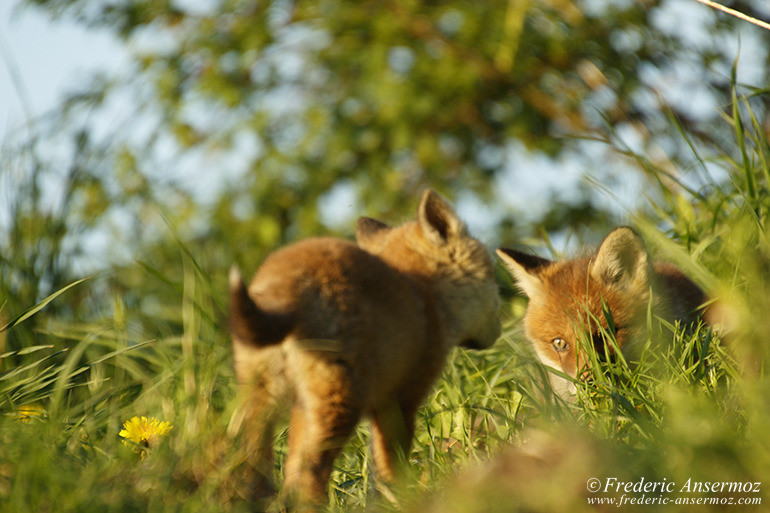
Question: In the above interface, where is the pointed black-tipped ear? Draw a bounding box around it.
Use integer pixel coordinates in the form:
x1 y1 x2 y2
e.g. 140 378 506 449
417 189 465 246
590 227 650 291
356 217 391 246
496 248 552 300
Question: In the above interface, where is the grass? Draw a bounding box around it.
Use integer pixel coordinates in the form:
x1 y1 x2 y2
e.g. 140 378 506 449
1 92 770 512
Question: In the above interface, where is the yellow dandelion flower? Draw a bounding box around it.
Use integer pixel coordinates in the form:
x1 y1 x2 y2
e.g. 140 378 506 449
14 404 47 423
119 416 173 450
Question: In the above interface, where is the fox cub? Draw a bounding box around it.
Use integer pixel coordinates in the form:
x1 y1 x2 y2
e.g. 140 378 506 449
229 190 501 504
497 227 708 396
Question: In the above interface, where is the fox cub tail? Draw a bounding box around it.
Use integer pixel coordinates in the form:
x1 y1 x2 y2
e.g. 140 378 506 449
229 266 292 347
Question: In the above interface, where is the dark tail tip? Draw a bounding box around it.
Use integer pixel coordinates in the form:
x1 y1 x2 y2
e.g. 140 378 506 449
229 266 292 347
229 266 263 347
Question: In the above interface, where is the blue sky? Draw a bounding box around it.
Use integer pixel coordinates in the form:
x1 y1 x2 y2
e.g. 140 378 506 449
0 1 127 140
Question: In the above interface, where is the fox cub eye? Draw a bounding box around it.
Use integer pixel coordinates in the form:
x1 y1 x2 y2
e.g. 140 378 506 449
551 338 569 352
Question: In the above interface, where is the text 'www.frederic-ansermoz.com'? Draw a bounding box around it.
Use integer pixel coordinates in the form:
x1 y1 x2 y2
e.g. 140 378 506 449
585 477 763 507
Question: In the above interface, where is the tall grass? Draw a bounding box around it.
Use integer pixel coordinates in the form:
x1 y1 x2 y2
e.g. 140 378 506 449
1 91 769 512
408 91 770 512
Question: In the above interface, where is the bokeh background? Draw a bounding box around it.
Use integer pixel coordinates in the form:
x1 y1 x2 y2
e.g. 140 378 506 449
3 1 769 276
2 1 770 511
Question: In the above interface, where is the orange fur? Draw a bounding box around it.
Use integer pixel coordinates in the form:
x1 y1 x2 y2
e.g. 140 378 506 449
229 190 501 505
498 227 707 396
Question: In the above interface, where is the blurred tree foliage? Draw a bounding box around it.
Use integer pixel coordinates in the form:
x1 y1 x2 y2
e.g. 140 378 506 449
1 0 769 355
19 0 770 237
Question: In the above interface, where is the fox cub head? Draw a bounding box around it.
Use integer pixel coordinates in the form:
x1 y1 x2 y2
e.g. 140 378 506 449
357 189 501 350
497 227 654 395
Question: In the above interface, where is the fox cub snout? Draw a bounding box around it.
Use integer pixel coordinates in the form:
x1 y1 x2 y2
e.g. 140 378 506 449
229 189 501 505
498 227 708 396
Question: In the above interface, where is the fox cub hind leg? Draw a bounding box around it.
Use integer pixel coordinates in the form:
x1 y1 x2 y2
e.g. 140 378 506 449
229 189 502 506
283 357 363 504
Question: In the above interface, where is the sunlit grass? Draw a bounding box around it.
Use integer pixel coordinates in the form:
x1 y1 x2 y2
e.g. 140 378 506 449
0 92 769 512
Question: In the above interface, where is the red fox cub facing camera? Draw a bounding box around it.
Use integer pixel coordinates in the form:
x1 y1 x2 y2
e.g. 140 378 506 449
229 190 501 505
497 227 708 396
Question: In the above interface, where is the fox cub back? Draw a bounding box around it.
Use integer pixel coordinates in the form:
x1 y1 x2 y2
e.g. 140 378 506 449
229 190 500 505
497 227 707 396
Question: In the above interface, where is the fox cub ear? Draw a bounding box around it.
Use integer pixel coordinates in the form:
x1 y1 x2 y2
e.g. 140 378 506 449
590 227 650 291
418 189 466 246
496 248 552 301
356 217 391 248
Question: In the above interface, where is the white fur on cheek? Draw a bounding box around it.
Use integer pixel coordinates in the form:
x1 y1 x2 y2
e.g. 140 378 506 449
533 346 576 397
534 345 563 372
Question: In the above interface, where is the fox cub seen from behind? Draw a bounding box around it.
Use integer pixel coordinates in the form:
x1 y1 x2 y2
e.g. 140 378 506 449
229 190 501 505
497 227 708 396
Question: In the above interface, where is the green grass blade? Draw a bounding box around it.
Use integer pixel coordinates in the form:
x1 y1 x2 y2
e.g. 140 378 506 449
0 276 91 333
